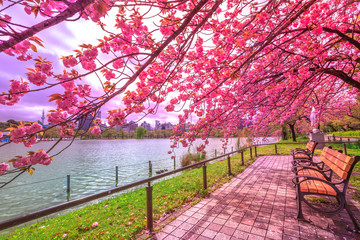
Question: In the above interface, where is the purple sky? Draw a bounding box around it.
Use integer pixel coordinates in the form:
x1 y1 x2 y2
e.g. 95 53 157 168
0 8 182 127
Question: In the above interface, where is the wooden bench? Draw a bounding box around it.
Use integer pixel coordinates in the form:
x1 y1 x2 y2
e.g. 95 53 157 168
291 141 318 166
292 146 359 230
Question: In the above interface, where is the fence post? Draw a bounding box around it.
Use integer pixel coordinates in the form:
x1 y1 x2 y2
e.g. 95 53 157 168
250 147 253 159
115 166 118 186
348 138 350 142
146 182 153 231
202 164 207 190
343 143 347 155
224 148 226 155
215 149 217 157
173 156 176 170
231 146 233 153
333 134 335 141
275 144 278 154
255 146 257 157
66 175 70 201
328 136 330 142
149 161 152 177
227 155 231 176
241 150 244 165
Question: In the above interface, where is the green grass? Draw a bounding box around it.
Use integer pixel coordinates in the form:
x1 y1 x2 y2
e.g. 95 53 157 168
306 197 331 204
332 131 360 137
0 151 255 240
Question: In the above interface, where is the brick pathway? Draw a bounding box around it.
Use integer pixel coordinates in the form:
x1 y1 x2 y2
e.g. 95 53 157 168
152 156 360 240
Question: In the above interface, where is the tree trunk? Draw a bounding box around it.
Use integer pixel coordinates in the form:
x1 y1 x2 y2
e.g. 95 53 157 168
288 123 297 142
281 125 288 140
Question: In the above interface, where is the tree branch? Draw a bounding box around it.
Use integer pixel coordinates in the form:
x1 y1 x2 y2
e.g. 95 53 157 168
323 68 360 90
323 27 360 50
0 0 95 52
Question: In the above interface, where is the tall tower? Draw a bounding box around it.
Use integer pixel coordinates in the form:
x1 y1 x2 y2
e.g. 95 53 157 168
41 109 45 124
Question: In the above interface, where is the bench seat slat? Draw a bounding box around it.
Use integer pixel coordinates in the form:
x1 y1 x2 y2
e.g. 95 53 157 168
300 180 337 196
297 168 337 196
294 153 311 159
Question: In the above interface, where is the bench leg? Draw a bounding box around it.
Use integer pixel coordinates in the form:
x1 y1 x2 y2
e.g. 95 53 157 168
344 202 360 230
296 186 305 220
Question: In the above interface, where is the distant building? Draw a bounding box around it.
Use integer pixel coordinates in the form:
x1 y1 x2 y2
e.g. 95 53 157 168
155 120 161 130
114 125 122 132
99 123 107 131
78 111 101 131
153 120 174 130
161 122 173 130
41 109 45 125
121 121 138 132
141 121 152 131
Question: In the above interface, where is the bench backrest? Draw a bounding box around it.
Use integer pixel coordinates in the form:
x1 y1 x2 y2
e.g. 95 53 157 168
304 141 317 157
306 141 317 153
320 147 356 180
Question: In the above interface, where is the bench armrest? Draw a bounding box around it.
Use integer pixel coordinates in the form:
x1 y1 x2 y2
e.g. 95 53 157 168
291 149 311 155
292 175 342 195
292 165 329 174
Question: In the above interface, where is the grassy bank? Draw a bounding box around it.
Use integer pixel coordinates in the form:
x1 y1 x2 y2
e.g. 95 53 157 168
332 131 360 137
0 151 255 240
1 140 359 239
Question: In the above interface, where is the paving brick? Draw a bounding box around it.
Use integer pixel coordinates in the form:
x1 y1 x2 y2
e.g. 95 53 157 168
251 226 267 237
171 228 187 238
153 156 360 240
201 228 218 239
207 223 222 232
219 226 236 236
162 225 176 234
232 230 250 239
181 232 199 240
247 233 265 240
224 219 239 229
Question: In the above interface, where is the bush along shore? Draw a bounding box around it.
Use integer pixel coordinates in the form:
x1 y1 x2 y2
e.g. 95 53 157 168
1 140 359 239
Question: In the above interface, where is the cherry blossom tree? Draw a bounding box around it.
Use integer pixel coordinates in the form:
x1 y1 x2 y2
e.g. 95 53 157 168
1 0 360 185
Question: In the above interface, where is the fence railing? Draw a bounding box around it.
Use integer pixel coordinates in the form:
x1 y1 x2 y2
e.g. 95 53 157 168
0 140 355 231
327 135 360 142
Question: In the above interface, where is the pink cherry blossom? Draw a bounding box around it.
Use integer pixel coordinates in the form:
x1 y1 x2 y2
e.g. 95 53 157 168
29 150 52 166
105 70 115 80
10 127 26 144
63 56 78 68
0 14 11 27
48 111 67 124
12 156 30 168
56 92 78 111
77 85 91 98
28 72 47 86
28 122 42 134
0 163 9 175
91 126 101 135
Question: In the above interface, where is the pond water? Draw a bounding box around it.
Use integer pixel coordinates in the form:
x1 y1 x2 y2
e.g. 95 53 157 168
0 137 278 223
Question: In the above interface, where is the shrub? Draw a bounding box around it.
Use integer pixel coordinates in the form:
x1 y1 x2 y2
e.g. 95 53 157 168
181 152 206 167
